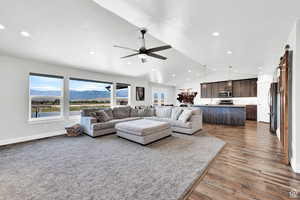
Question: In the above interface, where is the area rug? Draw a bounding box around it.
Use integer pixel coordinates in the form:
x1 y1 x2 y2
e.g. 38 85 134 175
0 132 225 200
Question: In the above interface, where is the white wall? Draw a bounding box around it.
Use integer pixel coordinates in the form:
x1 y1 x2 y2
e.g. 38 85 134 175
0 55 175 144
257 74 273 122
150 82 176 105
286 20 300 173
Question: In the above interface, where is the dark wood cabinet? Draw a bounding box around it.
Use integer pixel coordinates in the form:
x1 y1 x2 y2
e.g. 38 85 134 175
246 105 257 121
211 82 219 98
232 80 242 97
249 79 257 97
201 83 212 98
201 78 257 98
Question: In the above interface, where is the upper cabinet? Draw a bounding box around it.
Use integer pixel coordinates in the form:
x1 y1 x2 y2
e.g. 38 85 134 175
201 78 257 98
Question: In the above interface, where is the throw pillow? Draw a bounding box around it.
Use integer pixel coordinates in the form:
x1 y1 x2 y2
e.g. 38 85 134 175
104 108 113 120
130 108 139 117
171 107 183 120
91 110 110 123
178 110 193 123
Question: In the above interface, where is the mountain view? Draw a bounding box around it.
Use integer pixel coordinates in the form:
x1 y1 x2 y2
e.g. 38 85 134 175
30 89 128 100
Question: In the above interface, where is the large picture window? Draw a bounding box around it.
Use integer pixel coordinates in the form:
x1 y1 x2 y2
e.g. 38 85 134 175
29 73 63 120
69 78 112 116
116 83 130 106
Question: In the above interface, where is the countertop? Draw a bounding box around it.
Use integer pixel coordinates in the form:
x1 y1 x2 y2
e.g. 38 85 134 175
193 104 246 108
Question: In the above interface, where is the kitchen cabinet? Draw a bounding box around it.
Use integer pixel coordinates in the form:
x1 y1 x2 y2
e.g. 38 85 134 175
201 83 212 98
246 105 257 121
201 78 257 98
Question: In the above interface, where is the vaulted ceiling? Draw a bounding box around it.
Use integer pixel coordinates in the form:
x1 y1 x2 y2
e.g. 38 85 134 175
0 0 300 85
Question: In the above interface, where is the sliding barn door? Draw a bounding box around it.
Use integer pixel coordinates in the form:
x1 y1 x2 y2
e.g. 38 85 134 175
278 46 292 165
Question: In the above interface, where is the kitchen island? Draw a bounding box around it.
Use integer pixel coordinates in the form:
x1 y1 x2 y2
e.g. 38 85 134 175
193 105 246 126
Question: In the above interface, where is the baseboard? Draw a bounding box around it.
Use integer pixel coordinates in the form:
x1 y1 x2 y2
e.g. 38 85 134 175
258 121 270 124
0 131 65 146
290 157 300 173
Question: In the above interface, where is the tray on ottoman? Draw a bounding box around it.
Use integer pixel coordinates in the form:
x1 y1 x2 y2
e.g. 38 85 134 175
115 119 172 145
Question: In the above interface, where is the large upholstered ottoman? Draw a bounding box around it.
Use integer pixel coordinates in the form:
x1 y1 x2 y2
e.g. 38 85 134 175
115 119 172 145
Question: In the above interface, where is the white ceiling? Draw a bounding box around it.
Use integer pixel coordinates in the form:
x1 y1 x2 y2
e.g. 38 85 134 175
0 0 203 85
0 0 300 85
94 0 300 75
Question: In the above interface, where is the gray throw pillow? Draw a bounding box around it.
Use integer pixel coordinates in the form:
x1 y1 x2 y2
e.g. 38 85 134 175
171 108 183 120
91 111 110 123
130 108 139 117
137 108 154 117
104 108 113 120
178 110 193 123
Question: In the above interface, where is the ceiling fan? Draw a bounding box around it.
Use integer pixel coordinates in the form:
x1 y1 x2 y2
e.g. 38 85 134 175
113 28 172 63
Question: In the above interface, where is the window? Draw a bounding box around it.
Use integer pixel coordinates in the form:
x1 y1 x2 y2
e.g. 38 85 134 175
160 93 165 105
69 78 112 116
153 93 159 105
116 83 130 106
29 73 63 120
153 92 166 106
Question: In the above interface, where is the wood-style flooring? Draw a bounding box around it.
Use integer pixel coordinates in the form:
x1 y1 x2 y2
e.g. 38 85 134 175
185 121 300 200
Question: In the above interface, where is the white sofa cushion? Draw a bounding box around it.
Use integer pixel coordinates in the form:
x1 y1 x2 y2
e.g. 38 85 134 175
171 107 183 120
144 117 192 129
178 110 193 123
92 117 140 130
155 107 172 118
115 119 170 136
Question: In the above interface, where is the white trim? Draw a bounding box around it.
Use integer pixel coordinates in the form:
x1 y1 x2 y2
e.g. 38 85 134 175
0 131 65 146
290 157 300 173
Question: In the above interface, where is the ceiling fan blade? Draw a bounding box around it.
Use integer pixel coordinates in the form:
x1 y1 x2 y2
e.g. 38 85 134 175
113 45 139 52
147 53 167 60
120 53 140 59
146 45 172 53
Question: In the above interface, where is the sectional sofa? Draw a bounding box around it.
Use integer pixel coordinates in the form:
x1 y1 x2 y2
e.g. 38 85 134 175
80 106 203 137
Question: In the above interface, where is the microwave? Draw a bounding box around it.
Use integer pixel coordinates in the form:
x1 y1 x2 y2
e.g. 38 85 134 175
218 91 232 98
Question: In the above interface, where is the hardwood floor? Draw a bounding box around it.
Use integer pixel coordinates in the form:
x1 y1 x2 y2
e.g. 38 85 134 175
185 121 300 200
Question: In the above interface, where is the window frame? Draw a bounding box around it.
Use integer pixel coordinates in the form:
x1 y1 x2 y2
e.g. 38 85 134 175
28 73 64 122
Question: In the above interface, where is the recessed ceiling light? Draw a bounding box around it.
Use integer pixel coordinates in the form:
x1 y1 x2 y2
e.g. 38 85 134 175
0 24 5 30
234 70 238 73
186 78 190 81
258 67 262 70
227 50 233 54
20 31 30 37
212 32 220 37
89 51 95 55
127 61 131 65
172 74 176 77
151 68 156 71
212 68 217 71
188 69 192 73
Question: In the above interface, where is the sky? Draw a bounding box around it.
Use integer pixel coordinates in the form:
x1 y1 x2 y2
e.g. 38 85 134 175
30 75 111 91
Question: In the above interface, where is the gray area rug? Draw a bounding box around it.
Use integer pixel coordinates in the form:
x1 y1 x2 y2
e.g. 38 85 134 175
0 132 225 200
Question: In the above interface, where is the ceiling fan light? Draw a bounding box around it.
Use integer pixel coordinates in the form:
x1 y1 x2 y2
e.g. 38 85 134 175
138 54 147 59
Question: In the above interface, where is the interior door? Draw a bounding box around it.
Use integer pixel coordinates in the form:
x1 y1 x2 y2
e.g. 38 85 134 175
279 46 291 165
